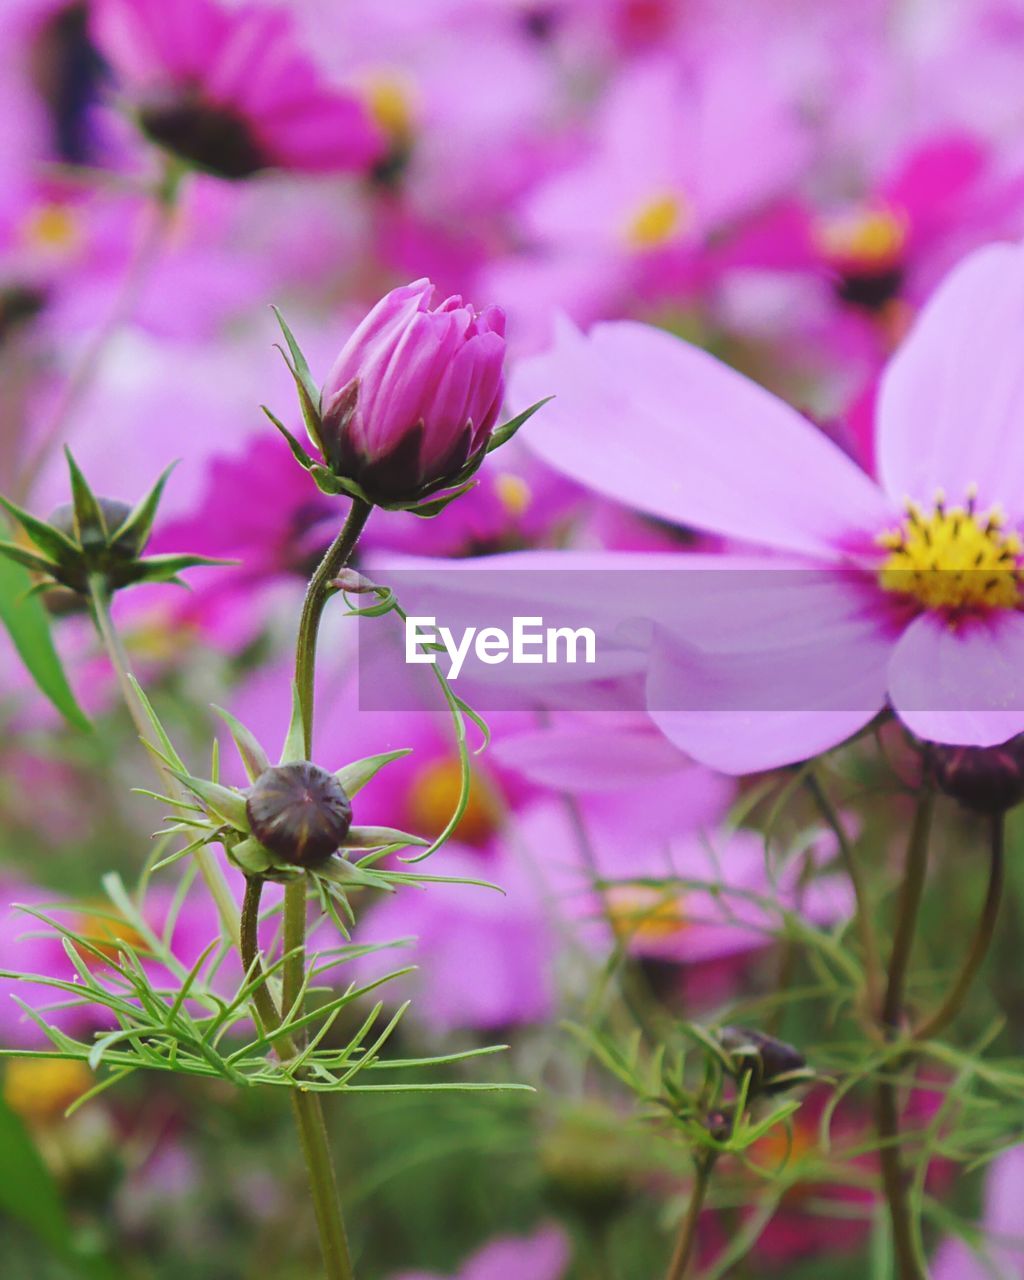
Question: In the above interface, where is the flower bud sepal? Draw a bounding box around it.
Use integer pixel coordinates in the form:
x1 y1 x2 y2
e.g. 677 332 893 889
0 449 230 597
133 680 427 905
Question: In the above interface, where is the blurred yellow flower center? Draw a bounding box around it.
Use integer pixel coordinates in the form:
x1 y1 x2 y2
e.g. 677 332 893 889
751 1116 816 1170
819 205 907 266
627 193 688 249
407 758 503 844
365 75 415 140
75 909 149 967
4 1059 93 1124
22 203 79 253
606 887 687 942
877 491 1023 612
495 472 532 518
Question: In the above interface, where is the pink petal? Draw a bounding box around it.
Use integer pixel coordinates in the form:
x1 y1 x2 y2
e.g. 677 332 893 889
512 317 891 558
877 242 1024 519
645 570 893 773
492 723 700 792
887 610 1024 745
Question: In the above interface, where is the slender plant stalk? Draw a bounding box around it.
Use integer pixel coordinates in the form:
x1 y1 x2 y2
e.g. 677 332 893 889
240 875 288 1038
874 782 934 1280
15 170 182 502
913 811 1004 1043
277 496 373 1279
285 498 372 1017
806 770 883 1014
239 875 355 1280
88 576 241 950
665 1156 714 1280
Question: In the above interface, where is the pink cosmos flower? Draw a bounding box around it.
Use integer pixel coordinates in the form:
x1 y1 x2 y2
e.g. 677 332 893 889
0 878 237 1047
513 241 1024 773
392 1224 570 1280
90 0 384 178
497 49 809 335
932 1144 1024 1279
320 278 507 504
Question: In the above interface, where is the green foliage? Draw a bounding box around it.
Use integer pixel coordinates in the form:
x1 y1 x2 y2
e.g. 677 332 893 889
0 874 529 1100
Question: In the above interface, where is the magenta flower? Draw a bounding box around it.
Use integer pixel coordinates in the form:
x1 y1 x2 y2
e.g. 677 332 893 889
932 1144 1024 1279
320 279 507 504
513 242 1024 772
392 1224 570 1280
91 0 384 178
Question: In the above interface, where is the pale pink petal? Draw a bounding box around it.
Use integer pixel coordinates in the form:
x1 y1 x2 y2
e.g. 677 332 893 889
492 723 700 792
512 318 891 558
932 1145 1024 1280
877 242 1024 519
887 610 1024 746
645 570 894 773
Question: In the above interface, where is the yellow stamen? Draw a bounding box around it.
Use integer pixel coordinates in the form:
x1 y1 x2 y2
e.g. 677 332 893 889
626 193 688 250
407 758 503 844
818 204 907 266
365 75 416 141
877 489 1022 612
4 1059 93 1125
494 472 532 518
606 887 687 943
22 203 79 253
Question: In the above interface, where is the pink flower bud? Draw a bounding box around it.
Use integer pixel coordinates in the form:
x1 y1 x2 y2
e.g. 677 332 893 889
320 279 507 504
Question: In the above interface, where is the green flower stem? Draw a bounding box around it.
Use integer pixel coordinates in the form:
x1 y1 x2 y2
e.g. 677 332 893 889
913 811 1005 1043
806 769 883 1016
240 875 287 1039
664 1155 714 1280
283 496 373 1280
286 497 372 1017
88 575 241 952
290 1089 355 1280
15 166 182 503
875 781 934 1280
239 875 354 1280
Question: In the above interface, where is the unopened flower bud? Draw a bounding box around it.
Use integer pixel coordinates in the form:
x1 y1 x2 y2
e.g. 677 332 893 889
49 498 139 557
929 739 1024 814
320 279 507 504
245 762 352 868
718 1027 809 1096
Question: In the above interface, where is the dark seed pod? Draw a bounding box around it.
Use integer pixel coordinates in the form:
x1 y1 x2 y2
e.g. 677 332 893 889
929 739 1024 815
718 1026 810 1096
246 762 352 868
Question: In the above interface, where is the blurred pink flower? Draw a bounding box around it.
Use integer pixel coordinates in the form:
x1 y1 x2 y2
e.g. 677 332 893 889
321 278 507 504
353 842 556 1034
502 49 809 330
0 877 237 1047
514 241 1024 770
932 1144 1024 1279
393 1224 570 1280
91 0 384 177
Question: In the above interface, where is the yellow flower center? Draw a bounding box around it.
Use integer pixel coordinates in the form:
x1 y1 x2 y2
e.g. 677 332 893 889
818 204 907 267
751 1115 816 1172
877 491 1023 613
626 193 688 250
74 908 149 968
4 1059 93 1125
364 74 416 141
406 758 503 845
606 887 687 942
494 472 532 518
21 203 80 253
